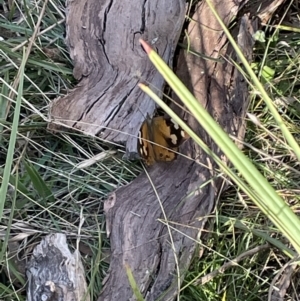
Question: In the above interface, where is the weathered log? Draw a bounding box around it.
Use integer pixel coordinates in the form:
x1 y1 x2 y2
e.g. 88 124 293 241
48 0 186 155
99 1 257 300
44 0 286 300
26 233 89 301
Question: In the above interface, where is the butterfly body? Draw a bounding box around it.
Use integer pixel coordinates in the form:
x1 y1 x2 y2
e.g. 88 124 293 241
138 116 188 166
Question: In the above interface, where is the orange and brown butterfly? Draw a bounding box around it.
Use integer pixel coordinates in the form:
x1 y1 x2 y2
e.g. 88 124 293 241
138 115 189 166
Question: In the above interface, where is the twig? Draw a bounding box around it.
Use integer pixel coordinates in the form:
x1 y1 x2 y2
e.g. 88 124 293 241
268 258 298 301
194 244 270 285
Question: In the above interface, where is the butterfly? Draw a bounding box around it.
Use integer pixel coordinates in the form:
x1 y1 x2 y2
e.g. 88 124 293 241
138 116 189 166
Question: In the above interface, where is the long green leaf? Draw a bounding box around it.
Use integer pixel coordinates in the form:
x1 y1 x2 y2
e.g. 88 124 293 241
24 161 55 204
205 0 300 160
139 39 300 254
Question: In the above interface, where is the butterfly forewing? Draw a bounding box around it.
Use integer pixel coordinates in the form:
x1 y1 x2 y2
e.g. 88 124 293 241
164 118 188 147
138 116 189 165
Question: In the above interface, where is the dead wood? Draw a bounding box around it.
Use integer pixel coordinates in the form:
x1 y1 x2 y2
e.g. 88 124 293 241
269 261 297 301
99 1 258 300
48 0 186 155
26 233 89 301
43 0 286 300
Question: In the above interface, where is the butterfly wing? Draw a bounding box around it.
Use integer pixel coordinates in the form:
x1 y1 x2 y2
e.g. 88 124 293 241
138 119 156 166
138 116 189 165
152 116 184 162
155 117 189 147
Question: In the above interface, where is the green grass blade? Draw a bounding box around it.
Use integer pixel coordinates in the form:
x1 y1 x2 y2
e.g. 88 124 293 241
125 264 145 301
24 161 55 204
205 0 300 160
0 48 26 221
139 39 300 254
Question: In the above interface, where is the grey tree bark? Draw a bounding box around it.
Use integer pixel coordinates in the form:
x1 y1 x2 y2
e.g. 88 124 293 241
45 0 286 300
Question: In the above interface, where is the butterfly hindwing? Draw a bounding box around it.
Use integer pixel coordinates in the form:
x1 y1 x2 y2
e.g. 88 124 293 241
138 119 156 166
